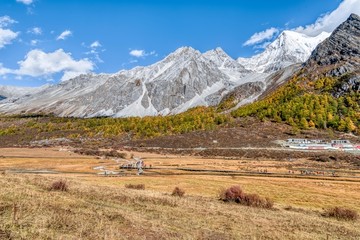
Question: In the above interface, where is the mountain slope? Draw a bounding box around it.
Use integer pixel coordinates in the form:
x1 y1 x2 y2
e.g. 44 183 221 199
0 47 257 117
238 30 330 73
232 14 360 134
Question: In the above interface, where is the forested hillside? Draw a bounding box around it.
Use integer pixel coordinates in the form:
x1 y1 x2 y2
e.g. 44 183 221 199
231 74 359 134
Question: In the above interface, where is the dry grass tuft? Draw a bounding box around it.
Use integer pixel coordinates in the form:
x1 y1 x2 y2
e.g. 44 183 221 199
323 207 359 221
49 179 69 192
171 187 185 197
125 183 145 190
219 185 273 209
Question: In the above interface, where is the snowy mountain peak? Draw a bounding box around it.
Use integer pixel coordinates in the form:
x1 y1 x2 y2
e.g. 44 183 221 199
271 30 330 50
157 46 202 66
203 47 228 59
238 30 330 73
170 46 200 57
203 47 248 71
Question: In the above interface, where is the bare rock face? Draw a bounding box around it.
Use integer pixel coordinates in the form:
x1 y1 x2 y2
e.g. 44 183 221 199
220 81 265 106
332 74 360 98
305 13 360 77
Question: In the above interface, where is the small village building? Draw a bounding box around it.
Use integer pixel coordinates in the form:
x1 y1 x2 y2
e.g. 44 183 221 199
286 139 311 144
331 140 350 144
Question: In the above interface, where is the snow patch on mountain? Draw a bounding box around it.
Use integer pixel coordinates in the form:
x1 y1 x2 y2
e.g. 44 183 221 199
0 84 50 100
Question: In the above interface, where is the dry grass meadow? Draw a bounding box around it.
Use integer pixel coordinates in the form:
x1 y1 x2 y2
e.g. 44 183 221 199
0 147 360 239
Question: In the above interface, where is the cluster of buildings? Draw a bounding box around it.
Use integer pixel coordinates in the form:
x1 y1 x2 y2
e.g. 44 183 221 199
285 139 360 151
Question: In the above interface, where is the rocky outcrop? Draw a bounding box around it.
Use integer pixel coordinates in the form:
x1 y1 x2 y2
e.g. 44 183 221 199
305 13 360 77
220 81 265 106
332 74 360 98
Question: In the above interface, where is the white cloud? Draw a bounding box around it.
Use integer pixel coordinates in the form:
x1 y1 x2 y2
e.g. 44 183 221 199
253 41 271 49
129 49 145 57
30 39 38 46
84 41 104 63
243 0 360 48
0 28 19 49
16 0 33 5
0 49 94 81
243 27 279 46
294 0 360 36
0 16 17 27
90 41 101 48
56 30 72 40
0 64 11 75
28 27 42 35
129 49 157 58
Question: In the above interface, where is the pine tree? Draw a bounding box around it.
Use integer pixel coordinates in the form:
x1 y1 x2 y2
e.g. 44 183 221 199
345 117 356 132
300 118 309 129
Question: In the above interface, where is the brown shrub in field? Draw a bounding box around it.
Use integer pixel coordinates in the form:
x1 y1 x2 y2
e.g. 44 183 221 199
171 187 185 197
219 185 273 209
323 207 358 221
49 179 69 192
125 184 145 190
219 185 244 202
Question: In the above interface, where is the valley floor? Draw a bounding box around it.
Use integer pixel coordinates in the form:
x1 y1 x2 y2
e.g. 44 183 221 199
0 147 360 239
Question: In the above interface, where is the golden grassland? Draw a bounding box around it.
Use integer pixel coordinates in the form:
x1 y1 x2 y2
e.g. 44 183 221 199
1 147 360 239
1 174 360 239
0 148 100 173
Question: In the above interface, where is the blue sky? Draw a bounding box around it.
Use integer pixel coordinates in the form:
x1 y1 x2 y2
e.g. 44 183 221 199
0 0 358 87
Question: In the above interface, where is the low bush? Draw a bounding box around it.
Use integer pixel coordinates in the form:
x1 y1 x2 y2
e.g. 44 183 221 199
105 150 127 159
323 207 358 221
219 185 273 209
49 179 69 192
171 187 185 197
125 184 145 190
74 149 127 159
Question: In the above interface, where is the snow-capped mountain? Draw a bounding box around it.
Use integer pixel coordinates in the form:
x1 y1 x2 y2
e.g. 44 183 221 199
0 47 266 117
238 30 330 73
0 29 330 118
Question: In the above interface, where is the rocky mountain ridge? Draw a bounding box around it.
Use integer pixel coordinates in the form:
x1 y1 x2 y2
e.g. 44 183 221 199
0 24 335 118
0 47 267 117
304 13 360 78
